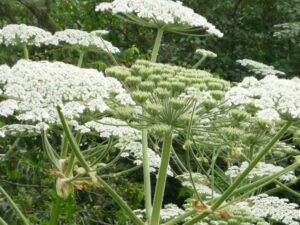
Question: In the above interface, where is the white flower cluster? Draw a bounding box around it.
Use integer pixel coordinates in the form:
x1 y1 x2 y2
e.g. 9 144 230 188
53 29 120 53
236 59 285 77
134 204 184 222
177 172 220 198
195 49 217 58
0 123 49 137
225 161 296 182
274 22 300 38
83 117 140 139
0 60 131 133
237 194 300 225
160 204 185 222
225 75 300 120
0 24 56 46
96 0 223 37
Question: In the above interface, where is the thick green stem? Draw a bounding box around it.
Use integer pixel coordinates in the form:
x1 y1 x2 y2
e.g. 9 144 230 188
77 50 85 67
192 56 206 69
56 106 141 224
184 121 292 225
150 131 173 225
142 128 152 222
23 44 29 59
49 200 60 225
0 217 8 225
65 132 82 177
0 185 30 225
97 176 144 225
151 28 164 62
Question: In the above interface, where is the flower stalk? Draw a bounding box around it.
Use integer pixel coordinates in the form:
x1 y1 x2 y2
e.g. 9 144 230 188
151 28 164 62
150 131 173 225
77 50 85 67
142 128 153 222
0 217 8 225
23 44 29 60
192 55 207 69
56 108 144 225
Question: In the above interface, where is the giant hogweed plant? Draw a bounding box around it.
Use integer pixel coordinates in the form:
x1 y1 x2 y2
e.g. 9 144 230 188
0 0 299 225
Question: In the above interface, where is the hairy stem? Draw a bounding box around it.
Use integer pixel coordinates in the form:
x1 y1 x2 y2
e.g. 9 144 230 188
151 131 173 225
49 200 60 225
57 107 90 172
0 185 30 225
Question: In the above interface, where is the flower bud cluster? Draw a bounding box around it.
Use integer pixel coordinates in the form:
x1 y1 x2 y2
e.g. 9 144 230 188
106 60 229 131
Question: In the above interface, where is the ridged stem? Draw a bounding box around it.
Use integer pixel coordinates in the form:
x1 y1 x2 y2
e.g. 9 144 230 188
150 131 173 225
49 200 60 225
